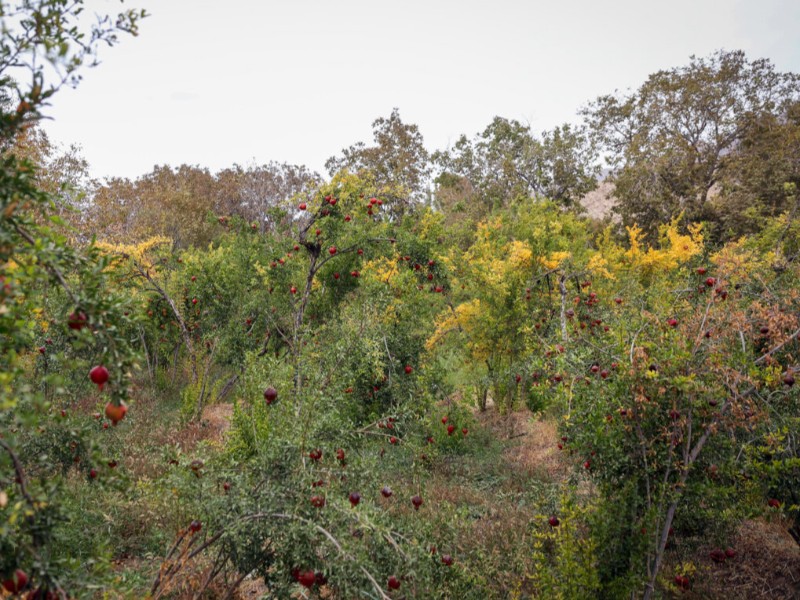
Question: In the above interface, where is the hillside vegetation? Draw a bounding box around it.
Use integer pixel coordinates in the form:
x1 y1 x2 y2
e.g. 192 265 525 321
1 2 799 599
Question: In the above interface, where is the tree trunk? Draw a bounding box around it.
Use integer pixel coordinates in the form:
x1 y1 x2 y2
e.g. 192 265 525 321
559 273 569 343
477 386 488 412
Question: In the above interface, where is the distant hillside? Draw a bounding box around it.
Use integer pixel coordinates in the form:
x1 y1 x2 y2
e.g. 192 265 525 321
579 179 617 221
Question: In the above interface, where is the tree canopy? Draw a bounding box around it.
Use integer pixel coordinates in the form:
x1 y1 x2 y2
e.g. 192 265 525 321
583 49 800 241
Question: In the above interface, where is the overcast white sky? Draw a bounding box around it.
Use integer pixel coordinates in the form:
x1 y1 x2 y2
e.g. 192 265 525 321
42 0 800 181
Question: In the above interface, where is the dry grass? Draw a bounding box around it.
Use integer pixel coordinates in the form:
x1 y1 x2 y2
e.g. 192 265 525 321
670 518 800 599
153 401 234 450
421 467 537 598
66 383 233 476
413 405 571 598
133 400 233 478
147 401 233 450
103 394 800 599
236 577 270 599
475 407 570 480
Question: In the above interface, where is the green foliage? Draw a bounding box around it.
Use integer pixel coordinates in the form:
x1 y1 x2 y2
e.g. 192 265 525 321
326 108 431 210
530 497 601 599
583 49 800 241
0 1 145 593
3 23 800 598
434 118 600 214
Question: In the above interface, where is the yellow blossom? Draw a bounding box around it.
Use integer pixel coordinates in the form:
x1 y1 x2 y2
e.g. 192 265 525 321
539 251 571 270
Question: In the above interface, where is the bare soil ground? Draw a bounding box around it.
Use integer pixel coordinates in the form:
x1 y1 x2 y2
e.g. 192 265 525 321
475 407 570 481
676 518 800 599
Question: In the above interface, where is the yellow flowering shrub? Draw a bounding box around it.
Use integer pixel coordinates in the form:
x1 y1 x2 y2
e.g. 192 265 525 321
623 221 703 272
506 240 533 271
426 299 481 351
96 235 172 268
711 238 768 281
539 250 572 270
586 254 614 280
364 256 400 285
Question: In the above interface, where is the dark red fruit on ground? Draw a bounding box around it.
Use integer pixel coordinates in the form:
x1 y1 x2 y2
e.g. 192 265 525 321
2 569 28 593
298 570 315 588
710 548 726 563
67 311 87 330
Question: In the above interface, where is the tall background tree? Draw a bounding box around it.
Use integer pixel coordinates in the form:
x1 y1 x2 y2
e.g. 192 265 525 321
583 50 800 241
214 161 320 231
432 117 600 244
718 100 800 237
325 107 431 215
90 161 318 247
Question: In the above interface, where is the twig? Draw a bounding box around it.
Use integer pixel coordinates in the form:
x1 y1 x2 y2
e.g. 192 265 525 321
150 530 188 595
12 222 80 306
755 326 800 365
222 570 251 600
133 260 198 382
0 439 34 506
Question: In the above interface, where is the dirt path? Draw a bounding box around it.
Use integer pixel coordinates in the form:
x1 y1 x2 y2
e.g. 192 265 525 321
475 406 800 599
475 407 569 480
